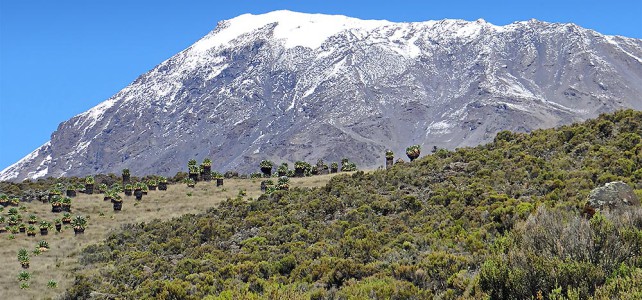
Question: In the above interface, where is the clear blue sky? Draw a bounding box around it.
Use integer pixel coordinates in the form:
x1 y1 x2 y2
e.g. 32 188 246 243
1 0 640 171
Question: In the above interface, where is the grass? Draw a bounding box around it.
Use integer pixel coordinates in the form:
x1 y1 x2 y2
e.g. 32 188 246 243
0 174 340 299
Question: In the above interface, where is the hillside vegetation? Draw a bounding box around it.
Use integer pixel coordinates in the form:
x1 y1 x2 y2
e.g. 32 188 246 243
62 110 642 299
0 176 336 300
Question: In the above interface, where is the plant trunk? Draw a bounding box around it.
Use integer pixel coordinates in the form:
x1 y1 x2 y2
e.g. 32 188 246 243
260 181 267 192
40 228 48 235
74 228 85 235
51 205 61 213
158 182 167 190
66 190 76 197
189 173 199 182
295 168 305 177
62 204 71 212
216 178 224 187
261 167 272 177
124 189 132 196
113 202 122 211
386 157 394 170
148 185 157 191
85 184 94 195
122 174 130 185
134 190 143 200
55 224 62 232
202 166 212 181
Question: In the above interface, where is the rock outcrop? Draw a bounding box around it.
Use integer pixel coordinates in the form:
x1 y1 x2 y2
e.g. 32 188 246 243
587 181 640 210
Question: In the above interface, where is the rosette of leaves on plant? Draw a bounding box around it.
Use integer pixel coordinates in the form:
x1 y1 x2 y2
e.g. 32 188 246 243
277 163 289 176
17 248 29 268
188 159 197 167
39 221 51 235
39 221 50 230
26 225 36 236
316 159 329 173
61 197 72 211
10 197 20 206
185 178 196 188
8 207 19 216
277 176 290 190
18 270 31 282
385 150 394 159
122 168 130 176
72 216 87 233
27 214 37 224
61 213 72 224
110 183 123 193
104 190 115 201
50 197 62 213
111 193 123 203
147 179 158 190
340 158 357 172
49 188 62 197
47 280 57 289
330 162 338 171
188 165 200 175
202 158 212 166
294 161 307 170
112 193 123 211
37 240 50 252
85 176 95 185
159 177 168 184
124 184 133 191
405 144 421 161
98 183 109 194
0 194 8 206
8 215 18 226
65 183 77 197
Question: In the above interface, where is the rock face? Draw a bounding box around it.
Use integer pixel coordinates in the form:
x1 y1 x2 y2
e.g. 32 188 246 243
587 181 640 210
2 11 642 181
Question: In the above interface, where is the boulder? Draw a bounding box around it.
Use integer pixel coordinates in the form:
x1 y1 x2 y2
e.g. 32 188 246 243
587 181 639 210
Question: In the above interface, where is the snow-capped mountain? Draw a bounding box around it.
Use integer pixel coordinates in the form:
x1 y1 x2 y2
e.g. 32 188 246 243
2 10 642 181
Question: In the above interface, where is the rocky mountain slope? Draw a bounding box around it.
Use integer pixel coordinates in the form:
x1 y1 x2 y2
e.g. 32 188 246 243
2 10 641 181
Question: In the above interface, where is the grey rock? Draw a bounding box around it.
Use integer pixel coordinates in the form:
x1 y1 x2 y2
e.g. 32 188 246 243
587 181 640 210
2 11 642 181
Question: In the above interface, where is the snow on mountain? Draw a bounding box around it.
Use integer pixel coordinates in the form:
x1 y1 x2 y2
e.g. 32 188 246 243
2 10 641 181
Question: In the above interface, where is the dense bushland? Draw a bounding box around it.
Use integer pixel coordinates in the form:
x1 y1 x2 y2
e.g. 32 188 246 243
64 110 642 299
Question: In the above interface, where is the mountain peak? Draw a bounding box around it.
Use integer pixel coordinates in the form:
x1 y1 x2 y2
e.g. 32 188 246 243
192 10 392 52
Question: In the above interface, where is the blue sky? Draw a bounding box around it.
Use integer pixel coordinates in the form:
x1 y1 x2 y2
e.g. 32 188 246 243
1 0 641 172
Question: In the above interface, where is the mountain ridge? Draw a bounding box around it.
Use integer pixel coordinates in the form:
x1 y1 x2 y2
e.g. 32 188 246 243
2 10 641 181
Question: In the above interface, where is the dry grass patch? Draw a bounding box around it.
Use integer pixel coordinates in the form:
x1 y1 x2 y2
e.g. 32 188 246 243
0 174 341 299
